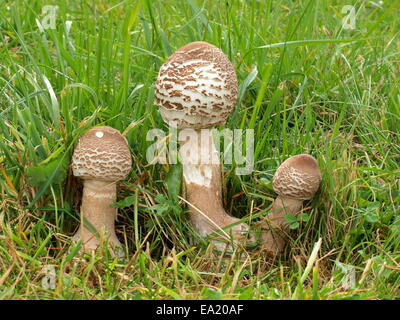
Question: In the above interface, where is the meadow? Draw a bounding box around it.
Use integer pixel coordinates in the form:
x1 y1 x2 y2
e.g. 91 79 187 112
0 0 399 299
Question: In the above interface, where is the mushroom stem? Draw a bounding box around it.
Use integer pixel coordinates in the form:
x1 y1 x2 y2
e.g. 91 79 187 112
270 196 304 221
72 179 122 252
179 128 248 245
260 196 303 255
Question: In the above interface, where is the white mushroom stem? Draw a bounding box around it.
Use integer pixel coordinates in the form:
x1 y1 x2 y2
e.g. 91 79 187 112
270 196 304 223
72 179 122 252
179 128 248 245
261 196 304 255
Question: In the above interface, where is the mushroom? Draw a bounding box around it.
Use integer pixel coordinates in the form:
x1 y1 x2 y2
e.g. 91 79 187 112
154 41 250 248
71 126 132 256
260 154 322 256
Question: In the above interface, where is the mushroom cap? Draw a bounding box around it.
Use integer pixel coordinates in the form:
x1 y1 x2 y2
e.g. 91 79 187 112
272 154 322 200
154 41 238 129
72 126 132 181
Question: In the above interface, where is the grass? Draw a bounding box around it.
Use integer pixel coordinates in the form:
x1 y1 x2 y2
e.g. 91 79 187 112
0 0 399 300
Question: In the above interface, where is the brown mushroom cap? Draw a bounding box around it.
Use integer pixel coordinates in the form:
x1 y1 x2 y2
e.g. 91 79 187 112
272 154 322 200
72 126 132 181
154 41 238 129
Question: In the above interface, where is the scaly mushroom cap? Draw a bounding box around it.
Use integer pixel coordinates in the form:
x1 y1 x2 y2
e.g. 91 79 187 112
272 154 322 200
72 126 132 181
154 41 238 129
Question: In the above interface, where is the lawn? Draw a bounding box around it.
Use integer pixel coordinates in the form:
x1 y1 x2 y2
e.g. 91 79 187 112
0 0 399 300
